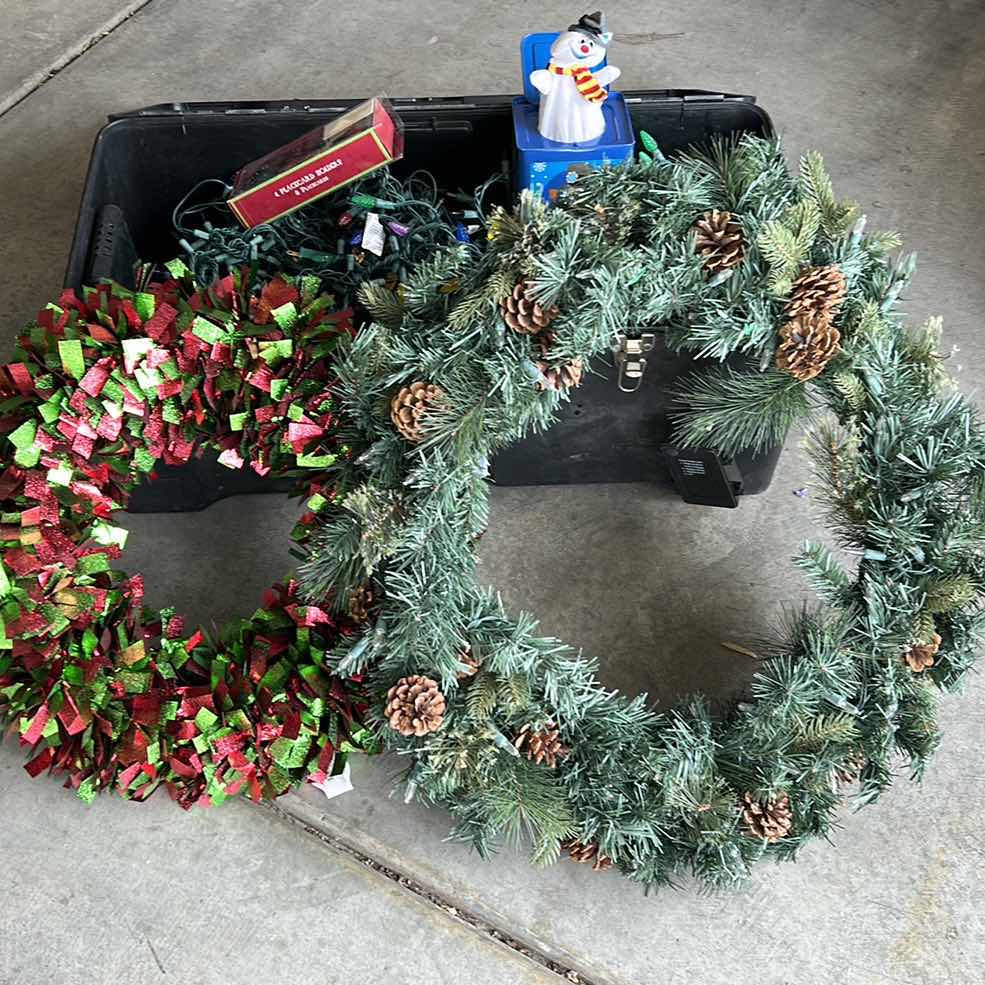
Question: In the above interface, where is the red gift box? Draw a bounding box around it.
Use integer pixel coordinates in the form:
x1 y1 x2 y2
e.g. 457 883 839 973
228 96 403 228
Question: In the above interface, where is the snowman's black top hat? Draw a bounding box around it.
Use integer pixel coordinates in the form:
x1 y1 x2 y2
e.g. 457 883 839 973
568 11 610 44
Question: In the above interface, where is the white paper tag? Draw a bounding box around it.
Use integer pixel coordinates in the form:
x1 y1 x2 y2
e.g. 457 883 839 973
363 212 385 256
312 761 354 801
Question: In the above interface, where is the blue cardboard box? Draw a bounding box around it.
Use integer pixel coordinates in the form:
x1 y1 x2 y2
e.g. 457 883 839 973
514 31 635 201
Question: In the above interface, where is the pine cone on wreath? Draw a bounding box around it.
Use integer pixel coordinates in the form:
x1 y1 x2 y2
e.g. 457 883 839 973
741 792 793 843
563 839 612 871
903 632 942 672
348 582 377 624
834 750 867 786
390 381 444 443
514 722 569 768
775 311 841 381
385 675 446 736
785 264 847 321
693 210 745 274
500 280 559 335
455 645 481 680
534 331 583 390
536 357 584 391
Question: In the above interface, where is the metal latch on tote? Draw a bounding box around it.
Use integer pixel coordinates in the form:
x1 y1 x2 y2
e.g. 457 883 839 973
612 332 655 393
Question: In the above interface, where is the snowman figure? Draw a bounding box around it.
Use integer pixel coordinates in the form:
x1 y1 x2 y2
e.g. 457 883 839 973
529 11 621 145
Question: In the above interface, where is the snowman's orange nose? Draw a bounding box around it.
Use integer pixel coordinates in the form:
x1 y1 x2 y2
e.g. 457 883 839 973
580 44 589 53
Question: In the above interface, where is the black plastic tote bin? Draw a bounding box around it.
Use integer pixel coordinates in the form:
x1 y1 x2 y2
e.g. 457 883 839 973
65 92 782 511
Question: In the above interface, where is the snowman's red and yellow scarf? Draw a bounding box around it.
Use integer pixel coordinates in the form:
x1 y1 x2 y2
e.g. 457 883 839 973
548 63 608 103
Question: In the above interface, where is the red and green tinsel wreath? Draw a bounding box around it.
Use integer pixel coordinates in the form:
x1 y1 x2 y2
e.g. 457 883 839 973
0 262 373 807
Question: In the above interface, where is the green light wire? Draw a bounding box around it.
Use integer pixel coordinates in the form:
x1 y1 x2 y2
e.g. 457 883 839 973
171 167 508 306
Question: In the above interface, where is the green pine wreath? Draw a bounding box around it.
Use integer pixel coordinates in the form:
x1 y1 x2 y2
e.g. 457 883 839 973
300 135 985 889
2 134 982 891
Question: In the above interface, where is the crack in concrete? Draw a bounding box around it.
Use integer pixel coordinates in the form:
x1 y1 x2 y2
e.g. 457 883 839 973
145 938 166 976
0 0 157 119
263 801 610 985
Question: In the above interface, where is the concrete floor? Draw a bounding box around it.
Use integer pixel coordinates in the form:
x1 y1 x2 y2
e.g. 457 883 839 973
2 2 984 984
